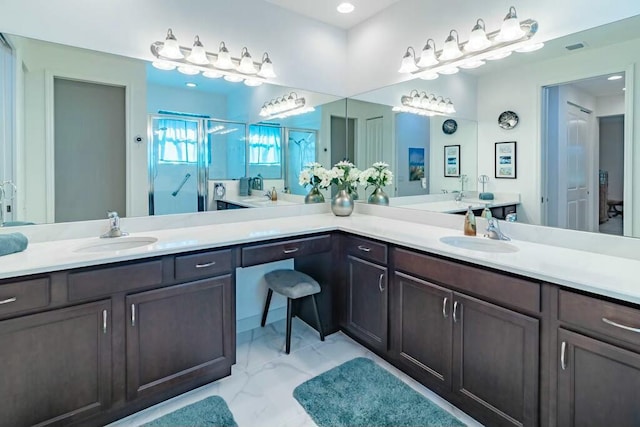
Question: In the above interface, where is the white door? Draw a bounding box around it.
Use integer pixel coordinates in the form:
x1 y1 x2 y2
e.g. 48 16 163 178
565 104 592 231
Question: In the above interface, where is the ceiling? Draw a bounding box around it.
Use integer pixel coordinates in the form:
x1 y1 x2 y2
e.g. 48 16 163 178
264 0 402 29
568 74 626 98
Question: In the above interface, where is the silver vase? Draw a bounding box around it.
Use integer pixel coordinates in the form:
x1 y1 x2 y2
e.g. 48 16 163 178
368 186 389 206
304 186 325 204
331 189 354 216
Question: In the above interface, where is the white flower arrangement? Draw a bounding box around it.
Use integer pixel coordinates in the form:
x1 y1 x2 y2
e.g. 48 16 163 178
330 160 361 189
298 162 332 189
359 162 393 188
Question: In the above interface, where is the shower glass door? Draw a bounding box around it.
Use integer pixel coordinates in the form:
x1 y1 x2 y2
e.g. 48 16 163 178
149 114 206 215
286 128 317 195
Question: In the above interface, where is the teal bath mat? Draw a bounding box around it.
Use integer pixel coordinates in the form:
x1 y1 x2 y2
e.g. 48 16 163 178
294 357 466 427
143 396 237 427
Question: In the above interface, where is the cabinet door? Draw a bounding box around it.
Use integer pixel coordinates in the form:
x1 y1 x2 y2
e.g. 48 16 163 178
558 328 640 427
346 255 388 352
452 293 539 427
0 300 112 427
391 272 452 393
126 276 233 400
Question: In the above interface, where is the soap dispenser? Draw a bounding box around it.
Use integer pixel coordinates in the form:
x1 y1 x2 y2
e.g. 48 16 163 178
464 206 477 236
481 206 492 219
269 187 278 201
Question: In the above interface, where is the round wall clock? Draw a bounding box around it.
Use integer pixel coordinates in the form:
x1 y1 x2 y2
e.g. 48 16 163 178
442 119 458 135
498 111 519 129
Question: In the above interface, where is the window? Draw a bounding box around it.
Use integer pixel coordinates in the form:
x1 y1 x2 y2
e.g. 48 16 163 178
156 119 199 163
248 124 282 166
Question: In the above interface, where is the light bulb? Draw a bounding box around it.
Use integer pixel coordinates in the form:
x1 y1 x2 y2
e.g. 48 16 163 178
244 79 263 87
203 70 223 79
238 47 258 74
398 47 418 73
223 74 244 83
466 19 491 52
257 53 277 78
439 30 463 61
158 29 184 59
152 61 176 71
498 6 525 41
177 65 199 75
417 39 439 67
186 36 209 65
215 42 234 69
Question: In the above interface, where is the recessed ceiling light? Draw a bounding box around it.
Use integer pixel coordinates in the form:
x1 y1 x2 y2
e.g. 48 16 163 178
337 2 355 14
185 82 197 87
608 75 623 81
623 87 626 91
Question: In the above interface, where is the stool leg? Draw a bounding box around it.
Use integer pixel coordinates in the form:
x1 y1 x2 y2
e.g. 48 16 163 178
311 294 325 341
286 298 293 354
260 288 273 327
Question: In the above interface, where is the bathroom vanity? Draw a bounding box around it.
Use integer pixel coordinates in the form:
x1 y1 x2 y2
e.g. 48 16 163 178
1 209 639 426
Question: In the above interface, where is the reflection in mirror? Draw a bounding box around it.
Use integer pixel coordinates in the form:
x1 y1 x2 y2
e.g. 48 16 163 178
0 33 342 225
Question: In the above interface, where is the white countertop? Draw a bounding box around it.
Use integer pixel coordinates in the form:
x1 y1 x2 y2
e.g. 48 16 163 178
1 211 640 306
389 192 520 213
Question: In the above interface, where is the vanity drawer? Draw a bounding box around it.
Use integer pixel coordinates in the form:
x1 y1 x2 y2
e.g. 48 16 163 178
68 260 164 301
559 290 640 347
344 236 387 264
241 234 331 267
393 248 540 313
0 277 50 318
175 249 233 281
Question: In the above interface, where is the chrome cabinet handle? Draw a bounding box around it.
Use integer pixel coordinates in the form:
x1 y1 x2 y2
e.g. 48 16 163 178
283 247 299 254
453 301 459 323
560 341 567 370
195 261 216 268
131 304 136 327
357 245 371 252
602 317 640 334
442 297 448 318
0 297 17 305
378 273 385 292
102 310 108 334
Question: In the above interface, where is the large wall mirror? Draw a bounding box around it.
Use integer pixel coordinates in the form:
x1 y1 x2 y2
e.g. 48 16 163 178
0 33 344 225
347 14 639 239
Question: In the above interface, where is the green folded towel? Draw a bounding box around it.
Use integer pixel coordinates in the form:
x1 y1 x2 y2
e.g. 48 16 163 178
0 232 29 256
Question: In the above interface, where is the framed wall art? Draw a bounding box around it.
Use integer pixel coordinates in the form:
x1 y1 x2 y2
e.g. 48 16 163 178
495 141 517 179
444 145 460 177
408 147 425 181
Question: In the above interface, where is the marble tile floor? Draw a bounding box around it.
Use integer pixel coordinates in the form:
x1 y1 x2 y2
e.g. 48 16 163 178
109 318 483 427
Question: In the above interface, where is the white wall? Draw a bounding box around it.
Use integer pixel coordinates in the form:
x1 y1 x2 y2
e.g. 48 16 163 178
597 94 625 117
395 113 429 196
476 37 640 236
14 36 148 223
0 0 348 96
430 117 478 195
147 83 227 118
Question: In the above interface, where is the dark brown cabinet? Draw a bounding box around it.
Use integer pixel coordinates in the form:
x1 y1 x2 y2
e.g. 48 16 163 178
0 300 112 427
345 254 388 352
125 276 234 400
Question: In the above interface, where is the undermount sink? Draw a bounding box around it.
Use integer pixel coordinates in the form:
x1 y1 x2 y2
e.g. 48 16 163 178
74 236 158 253
439 236 519 253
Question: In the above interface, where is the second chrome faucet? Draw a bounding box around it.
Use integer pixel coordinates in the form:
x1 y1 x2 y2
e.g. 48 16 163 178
485 218 510 241
101 211 128 238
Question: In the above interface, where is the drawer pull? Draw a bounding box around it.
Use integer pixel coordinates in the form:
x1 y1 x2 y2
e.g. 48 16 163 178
283 247 299 254
0 297 17 305
102 310 108 334
378 273 385 292
453 301 459 323
560 341 567 370
131 304 136 327
602 317 640 334
195 261 216 268
357 245 371 252
442 297 448 318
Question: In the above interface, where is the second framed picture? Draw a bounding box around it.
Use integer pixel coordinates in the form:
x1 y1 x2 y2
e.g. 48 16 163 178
495 141 517 179
444 145 461 177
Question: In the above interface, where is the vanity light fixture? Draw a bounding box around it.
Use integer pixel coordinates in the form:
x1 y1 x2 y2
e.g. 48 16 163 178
399 6 542 80
151 29 277 87
392 90 455 116
259 92 315 120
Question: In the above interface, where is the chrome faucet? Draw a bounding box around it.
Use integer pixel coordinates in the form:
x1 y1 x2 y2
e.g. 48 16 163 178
454 191 464 202
101 211 128 238
485 217 510 241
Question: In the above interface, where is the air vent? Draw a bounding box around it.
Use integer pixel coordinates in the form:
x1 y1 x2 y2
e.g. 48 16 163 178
565 42 585 51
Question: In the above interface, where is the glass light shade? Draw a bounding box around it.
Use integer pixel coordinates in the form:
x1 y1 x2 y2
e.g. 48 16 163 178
223 74 244 83
187 36 209 65
417 40 439 67
516 42 544 53
215 43 234 69
499 7 525 41
258 54 277 78
440 31 463 61
459 59 485 69
398 48 418 73
244 79 263 87
439 66 459 75
238 48 258 74
159 29 184 59
203 70 223 79
466 20 491 52
177 65 200 75
419 72 439 80
486 50 512 60
152 61 176 71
